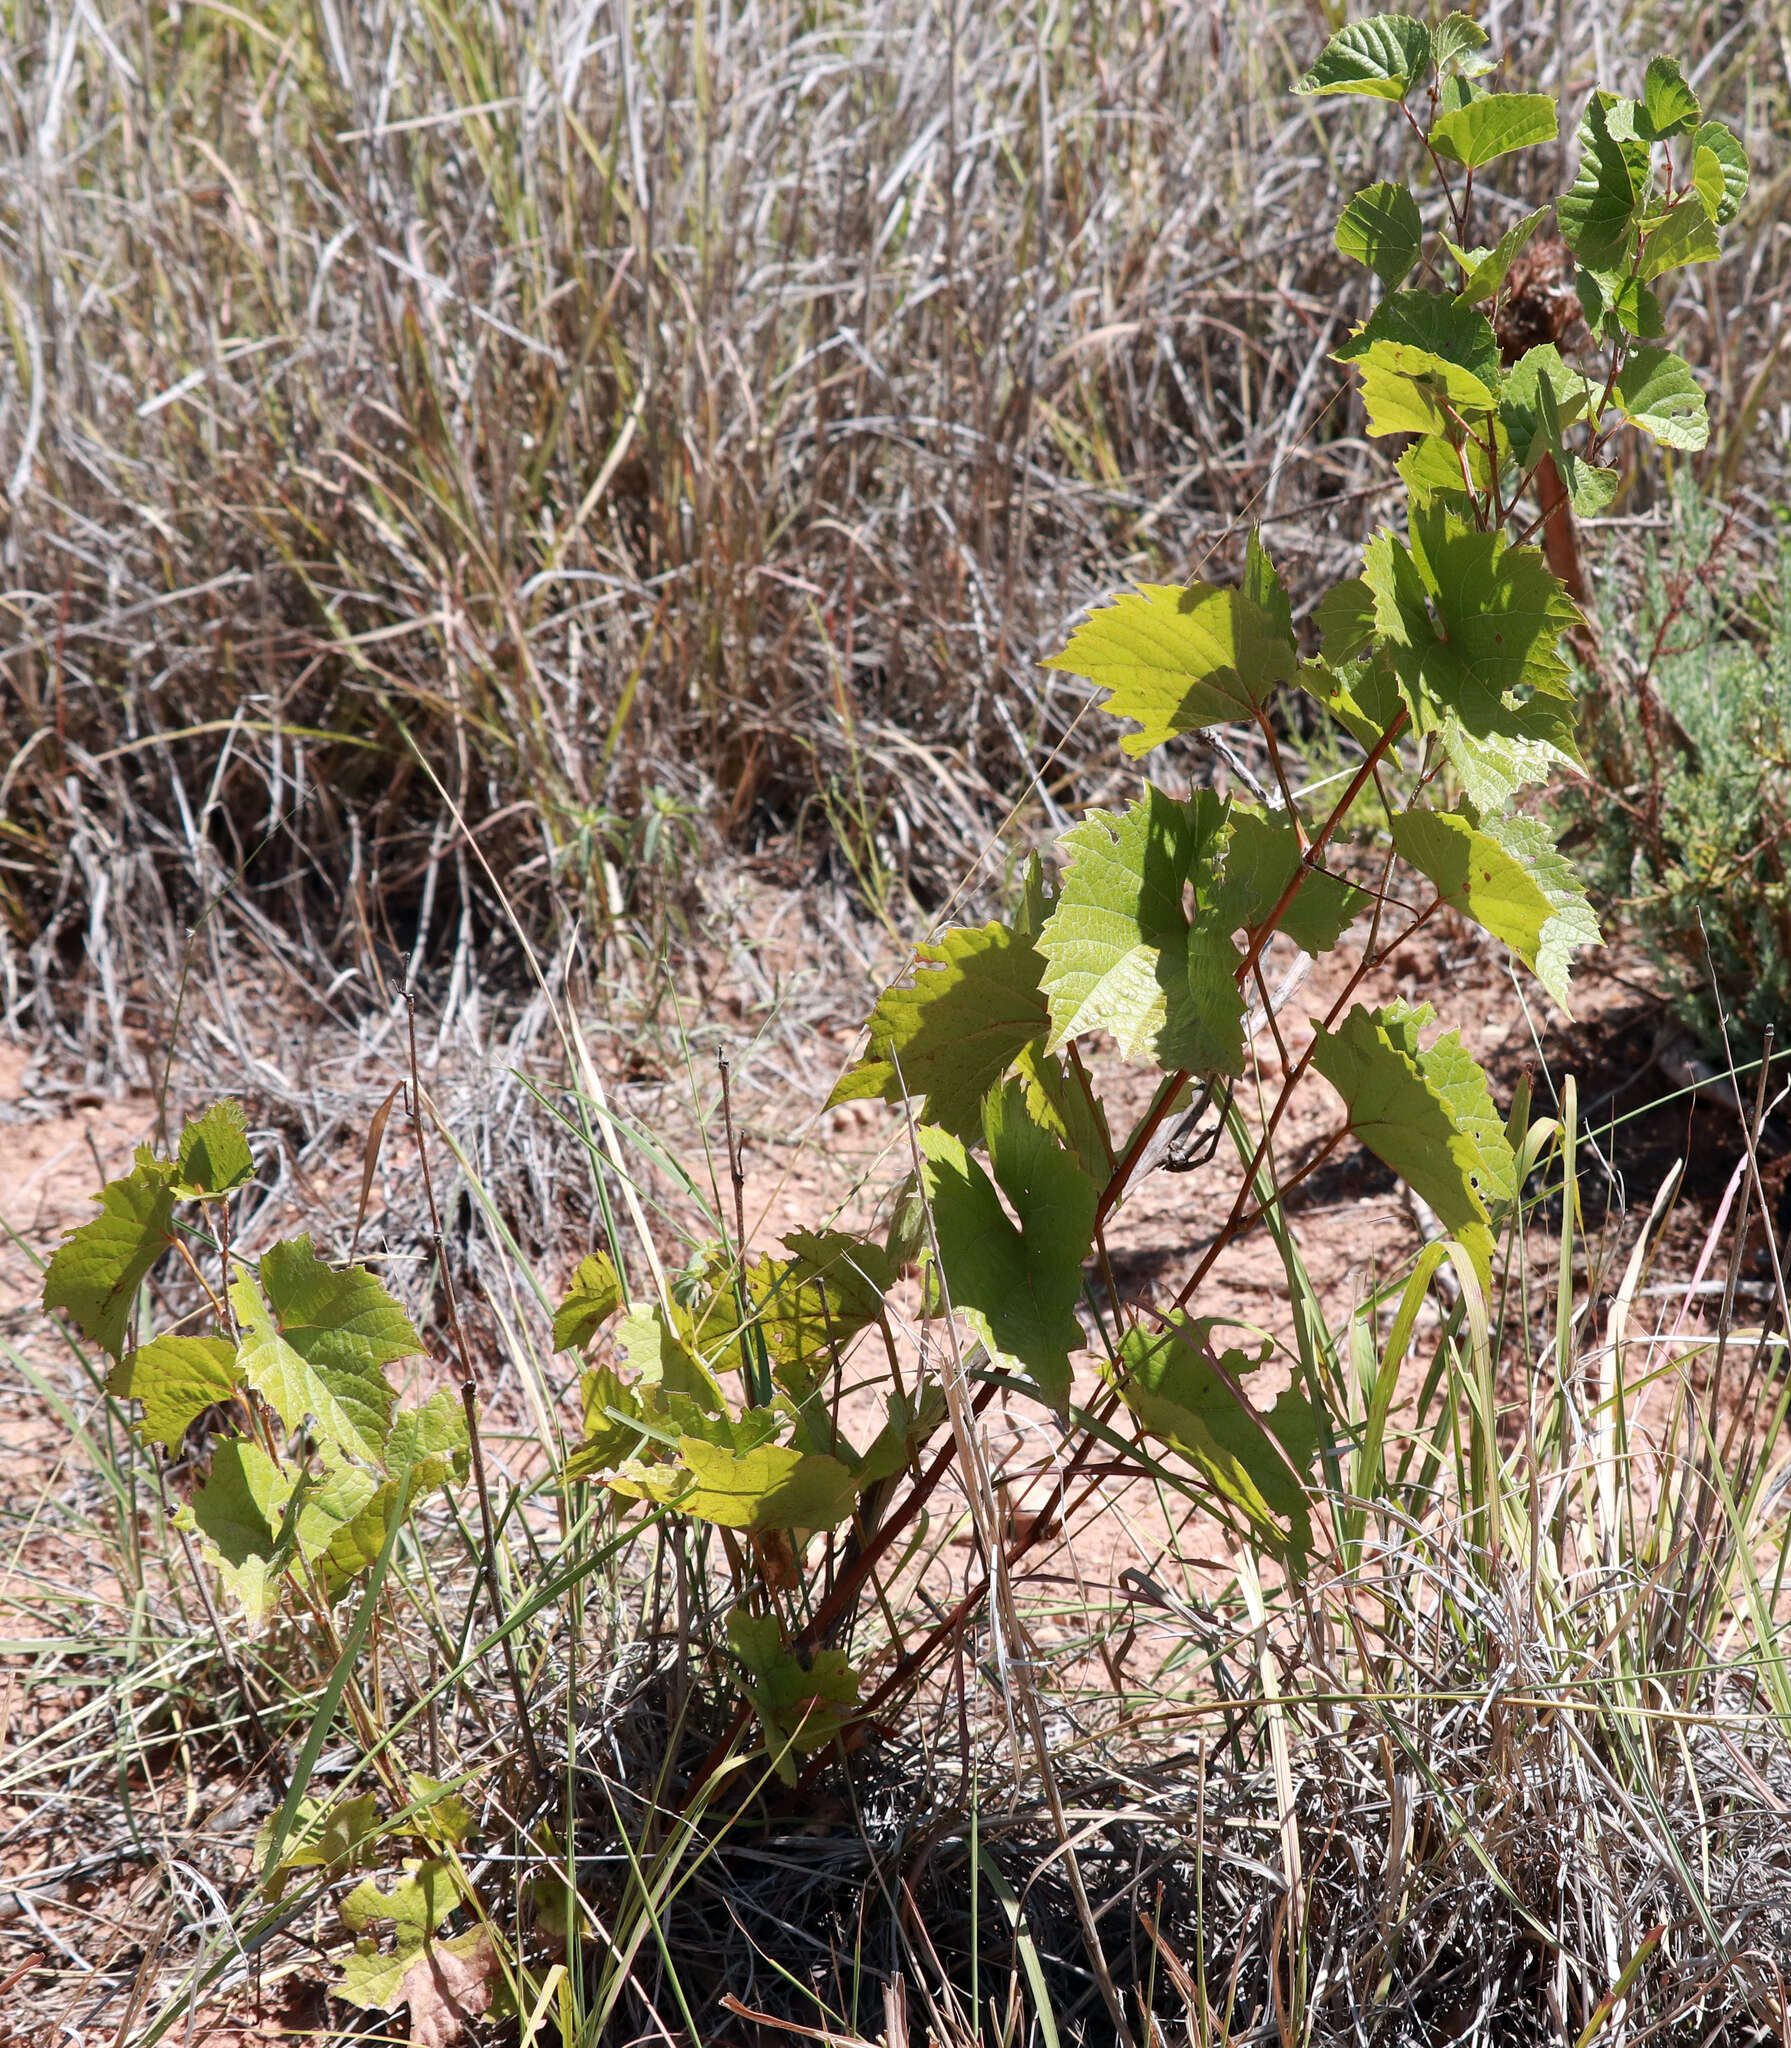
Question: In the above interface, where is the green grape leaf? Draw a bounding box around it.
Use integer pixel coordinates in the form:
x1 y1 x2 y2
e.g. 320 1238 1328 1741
1432 13 1492 79
42 1149 178 1361
1500 345 1598 466
1637 55 1700 139
1559 91 1650 270
1479 810 1602 1008
341 1858 460 1941
1297 13 1432 99
108 1334 239 1451
1314 582 1377 666
1111 1318 1316 1558
233 1236 417 1470
1576 264 1665 342
1298 653 1404 754
625 1436 861 1531
615 1304 729 1412
552 1251 623 1351
564 1366 650 1479
1443 725 1583 817
827 917 1050 1141
1396 432 1492 510
1696 119 1750 217
1013 1043 1115 1183
749 1229 896 1397
919 1082 1096 1410
1614 346 1709 450
1335 290 1501 390
1310 1001 1515 1287
1447 205 1550 305
1038 787 1246 1075
1690 145 1725 221
1690 121 1748 225
257 1791 385 1897
1223 807 1369 956
1639 196 1720 280
1430 91 1557 169
174 1100 254 1199
1391 808 1576 1002
334 1925 497 2028
1335 180 1423 287
1347 342 1498 439
386 1389 469 1493
727 1610 860 1784
174 1438 293 1624
1041 533 1299 753
1365 508 1582 780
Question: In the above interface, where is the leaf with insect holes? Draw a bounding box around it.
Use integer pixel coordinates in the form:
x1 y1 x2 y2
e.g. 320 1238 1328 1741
1559 92 1650 270
727 1609 860 1784
919 1082 1096 1411
1110 1318 1317 1559
827 915 1050 1142
1042 533 1300 753
1297 13 1432 99
232 1236 419 1470
173 1437 294 1624
1222 807 1370 957
1391 807 1592 1008
1038 787 1246 1075
1446 205 1549 305
1335 181 1423 288
42 1149 178 1361
1310 1001 1514 1288
1614 347 1709 451
1636 55 1700 140
1430 91 1557 169
174 1099 254 1198
108 1335 238 1451
1363 506 1583 799
552 1251 622 1351
1691 121 1748 224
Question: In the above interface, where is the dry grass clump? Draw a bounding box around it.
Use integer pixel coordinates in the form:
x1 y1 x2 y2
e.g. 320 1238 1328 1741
6 0 1790 1055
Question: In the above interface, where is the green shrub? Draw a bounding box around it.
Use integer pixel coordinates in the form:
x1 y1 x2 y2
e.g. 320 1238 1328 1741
1568 490 1791 1055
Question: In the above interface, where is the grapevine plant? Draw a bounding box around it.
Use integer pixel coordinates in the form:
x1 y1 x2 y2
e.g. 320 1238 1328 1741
40 11 1749 2007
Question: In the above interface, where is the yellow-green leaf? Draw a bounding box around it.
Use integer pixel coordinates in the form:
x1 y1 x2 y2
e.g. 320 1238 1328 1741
43 1149 178 1361
552 1251 622 1351
174 1099 255 1198
1430 91 1557 169
108 1334 238 1450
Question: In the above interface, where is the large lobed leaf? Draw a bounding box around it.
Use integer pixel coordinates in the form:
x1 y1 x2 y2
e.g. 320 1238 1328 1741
1041 534 1300 754
43 1150 178 1361
1038 786 1246 1075
919 1081 1096 1410
233 1236 420 1470
1392 806 1597 1010
1310 1002 1514 1288
1112 1318 1318 1559
827 915 1051 1140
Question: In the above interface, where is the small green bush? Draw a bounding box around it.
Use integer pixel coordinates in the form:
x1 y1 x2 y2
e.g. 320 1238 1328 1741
1568 491 1791 1055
